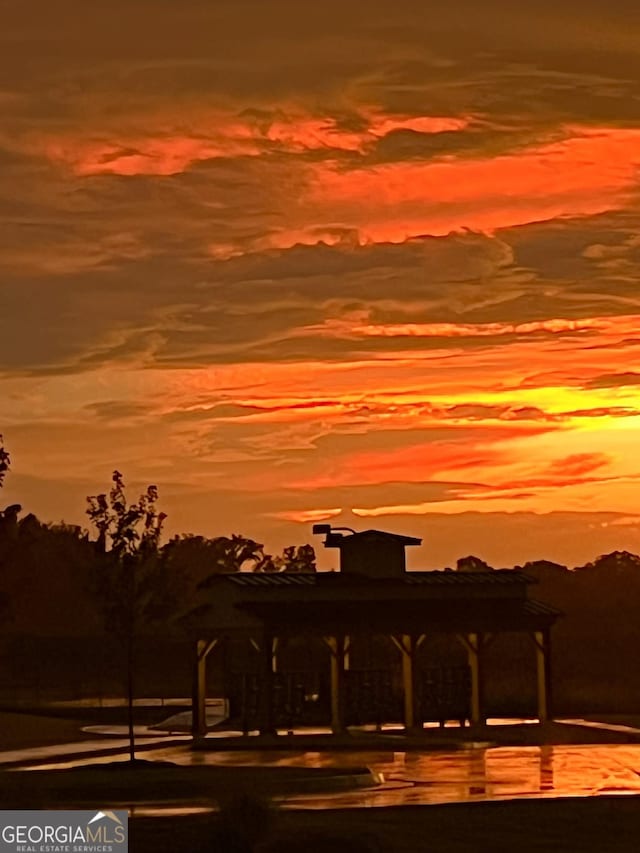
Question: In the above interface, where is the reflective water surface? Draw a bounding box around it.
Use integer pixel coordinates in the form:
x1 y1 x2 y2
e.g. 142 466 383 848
25 743 640 810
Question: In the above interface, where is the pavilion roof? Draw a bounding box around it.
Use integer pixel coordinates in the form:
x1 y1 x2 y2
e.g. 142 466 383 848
225 569 534 588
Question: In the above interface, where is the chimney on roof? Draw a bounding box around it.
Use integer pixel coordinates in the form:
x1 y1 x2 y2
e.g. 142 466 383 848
312 526 421 578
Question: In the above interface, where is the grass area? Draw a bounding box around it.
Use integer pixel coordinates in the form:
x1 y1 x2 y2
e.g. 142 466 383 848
0 706 184 751
0 710 95 750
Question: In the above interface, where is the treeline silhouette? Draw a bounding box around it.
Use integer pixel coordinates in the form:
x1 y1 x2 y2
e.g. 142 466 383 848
0 511 317 638
0 507 317 705
454 552 640 714
0 442 317 705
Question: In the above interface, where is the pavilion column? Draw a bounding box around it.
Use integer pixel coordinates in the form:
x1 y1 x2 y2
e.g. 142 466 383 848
533 629 553 723
324 635 346 734
192 638 217 738
259 629 277 735
464 633 485 726
393 634 419 733
402 634 419 733
344 635 351 671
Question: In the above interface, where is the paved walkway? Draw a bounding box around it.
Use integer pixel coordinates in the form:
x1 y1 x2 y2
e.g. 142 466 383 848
558 719 640 736
0 735 190 768
5 717 640 772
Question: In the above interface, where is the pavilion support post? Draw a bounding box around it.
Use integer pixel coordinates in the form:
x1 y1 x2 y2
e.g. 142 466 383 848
533 629 553 723
391 634 419 733
400 634 418 733
192 638 217 738
271 636 280 673
259 629 277 736
464 633 485 727
324 635 346 734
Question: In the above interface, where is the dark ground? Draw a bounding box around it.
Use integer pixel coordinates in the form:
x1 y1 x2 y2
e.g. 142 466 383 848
131 796 640 853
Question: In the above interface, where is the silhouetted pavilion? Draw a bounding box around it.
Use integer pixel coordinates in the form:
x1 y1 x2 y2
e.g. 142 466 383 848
190 528 559 738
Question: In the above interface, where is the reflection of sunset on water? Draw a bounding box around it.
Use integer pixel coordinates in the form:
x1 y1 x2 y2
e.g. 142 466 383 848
29 741 640 810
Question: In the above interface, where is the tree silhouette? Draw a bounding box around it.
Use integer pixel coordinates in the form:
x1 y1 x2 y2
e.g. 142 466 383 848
0 435 16 617
456 555 493 572
1 515 99 634
0 435 9 489
254 544 317 573
0 434 19 543
86 470 167 763
282 543 316 573
212 534 266 572
194 535 318 582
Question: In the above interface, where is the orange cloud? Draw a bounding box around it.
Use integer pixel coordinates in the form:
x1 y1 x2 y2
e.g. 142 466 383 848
270 507 343 523
302 127 640 243
42 110 469 177
39 117 640 262
547 453 612 478
53 138 236 178
304 316 605 341
289 427 551 491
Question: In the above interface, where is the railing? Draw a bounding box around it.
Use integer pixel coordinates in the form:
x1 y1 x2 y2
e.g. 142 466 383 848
345 669 399 727
418 665 471 725
226 665 472 730
226 670 324 732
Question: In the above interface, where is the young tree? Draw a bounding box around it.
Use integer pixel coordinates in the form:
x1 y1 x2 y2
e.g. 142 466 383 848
86 470 167 763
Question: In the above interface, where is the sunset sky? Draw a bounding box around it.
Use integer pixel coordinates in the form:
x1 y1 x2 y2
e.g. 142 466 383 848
3 0 640 569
